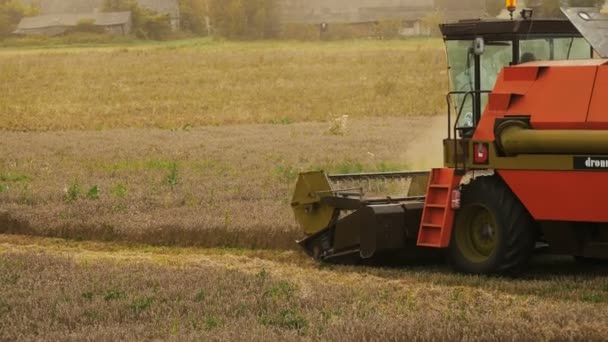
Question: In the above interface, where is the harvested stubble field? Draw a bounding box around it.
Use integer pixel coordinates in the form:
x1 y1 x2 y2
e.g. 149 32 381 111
1 235 608 340
0 116 445 249
1 39 608 341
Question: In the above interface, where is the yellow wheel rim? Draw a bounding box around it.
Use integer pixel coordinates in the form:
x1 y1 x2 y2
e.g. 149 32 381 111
455 205 499 263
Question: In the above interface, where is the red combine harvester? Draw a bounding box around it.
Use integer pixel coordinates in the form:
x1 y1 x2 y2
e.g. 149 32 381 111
291 5 608 274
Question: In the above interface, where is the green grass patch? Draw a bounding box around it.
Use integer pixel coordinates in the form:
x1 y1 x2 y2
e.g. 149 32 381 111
64 182 81 203
375 161 410 172
166 162 179 187
104 289 126 301
332 160 364 174
274 165 299 182
98 159 181 173
0 173 30 183
81 291 94 301
110 184 128 198
130 296 154 314
194 289 206 302
260 308 308 333
203 315 223 331
581 292 605 303
86 186 100 200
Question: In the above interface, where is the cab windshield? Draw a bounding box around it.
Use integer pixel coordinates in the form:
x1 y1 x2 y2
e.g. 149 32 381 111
446 37 592 128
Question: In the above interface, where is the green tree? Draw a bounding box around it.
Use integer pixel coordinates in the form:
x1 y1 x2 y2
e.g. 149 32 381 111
141 12 172 39
0 0 39 37
179 0 209 35
103 0 172 39
208 0 278 39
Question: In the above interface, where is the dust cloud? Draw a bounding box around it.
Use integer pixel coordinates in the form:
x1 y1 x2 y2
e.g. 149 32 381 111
402 115 447 170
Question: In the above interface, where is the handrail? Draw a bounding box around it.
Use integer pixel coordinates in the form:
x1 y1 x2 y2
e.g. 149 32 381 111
446 90 491 172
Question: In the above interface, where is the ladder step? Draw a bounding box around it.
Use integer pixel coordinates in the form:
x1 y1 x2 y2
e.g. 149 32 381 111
421 223 442 229
425 204 446 209
429 184 450 189
417 242 440 247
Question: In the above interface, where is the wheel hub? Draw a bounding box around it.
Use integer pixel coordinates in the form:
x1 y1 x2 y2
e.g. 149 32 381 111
481 224 494 240
455 205 499 262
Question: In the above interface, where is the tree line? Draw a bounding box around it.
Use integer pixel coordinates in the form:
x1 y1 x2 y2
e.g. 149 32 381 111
1 0 606 40
0 0 280 39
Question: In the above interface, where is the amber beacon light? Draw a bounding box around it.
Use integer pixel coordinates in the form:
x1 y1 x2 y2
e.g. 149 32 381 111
506 0 517 19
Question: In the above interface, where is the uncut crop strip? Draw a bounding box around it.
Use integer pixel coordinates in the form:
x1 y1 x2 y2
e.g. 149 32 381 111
0 39 446 131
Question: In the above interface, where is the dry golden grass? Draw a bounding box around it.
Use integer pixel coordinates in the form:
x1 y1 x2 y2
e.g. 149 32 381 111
0 116 445 249
1 235 608 340
0 38 446 131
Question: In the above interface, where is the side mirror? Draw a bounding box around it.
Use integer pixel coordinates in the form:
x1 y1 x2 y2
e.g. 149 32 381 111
473 37 485 56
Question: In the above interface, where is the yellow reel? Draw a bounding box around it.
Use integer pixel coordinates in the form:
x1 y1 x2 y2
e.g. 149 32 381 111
291 171 339 236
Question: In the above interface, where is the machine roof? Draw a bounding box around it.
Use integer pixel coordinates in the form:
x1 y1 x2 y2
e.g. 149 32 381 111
517 59 608 67
562 7 608 58
439 19 582 41
440 6 608 58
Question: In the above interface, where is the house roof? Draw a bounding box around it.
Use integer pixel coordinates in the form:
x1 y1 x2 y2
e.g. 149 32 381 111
96 12 132 26
15 11 131 31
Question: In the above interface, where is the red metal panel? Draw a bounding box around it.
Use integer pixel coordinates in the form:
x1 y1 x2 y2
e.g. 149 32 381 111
506 66 597 129
493 66 539 95
476 64 602 140
473 109 499 141
587 65 608 129
474 66 539 141
487 93 513 112
498 170 608 222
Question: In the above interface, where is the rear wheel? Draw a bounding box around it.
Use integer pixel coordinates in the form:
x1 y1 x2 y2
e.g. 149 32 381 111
574 256 608 266
448 176 536 275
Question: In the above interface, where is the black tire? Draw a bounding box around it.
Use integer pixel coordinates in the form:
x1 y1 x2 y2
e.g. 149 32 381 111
448 176 536 275
574 256 608 266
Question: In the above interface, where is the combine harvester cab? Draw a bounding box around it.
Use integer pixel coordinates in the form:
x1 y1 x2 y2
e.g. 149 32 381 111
292 4 608 275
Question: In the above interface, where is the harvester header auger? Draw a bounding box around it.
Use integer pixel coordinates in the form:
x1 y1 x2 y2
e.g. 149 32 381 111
292 5 608 275
291 171 430 262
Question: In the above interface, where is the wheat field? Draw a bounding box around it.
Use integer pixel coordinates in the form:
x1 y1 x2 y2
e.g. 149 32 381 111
0 38 445 131
1 38 608 340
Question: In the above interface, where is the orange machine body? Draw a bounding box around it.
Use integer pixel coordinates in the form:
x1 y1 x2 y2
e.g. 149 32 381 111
473 59 608 223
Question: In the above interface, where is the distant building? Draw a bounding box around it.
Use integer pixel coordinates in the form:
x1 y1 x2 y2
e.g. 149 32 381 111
280 0 487 36
14 11 132 36
21 0 180 31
